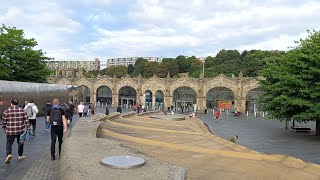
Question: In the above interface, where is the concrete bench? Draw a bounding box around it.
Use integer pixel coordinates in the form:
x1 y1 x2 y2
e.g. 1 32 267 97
290 126 311 133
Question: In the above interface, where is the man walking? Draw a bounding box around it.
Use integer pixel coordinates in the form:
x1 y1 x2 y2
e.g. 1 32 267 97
2 98 30 163
47 99 67 160
77 102 84 117
24 100 39 135
42 100 52 131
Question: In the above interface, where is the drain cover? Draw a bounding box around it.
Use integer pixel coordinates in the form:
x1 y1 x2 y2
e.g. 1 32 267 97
101 156 145 169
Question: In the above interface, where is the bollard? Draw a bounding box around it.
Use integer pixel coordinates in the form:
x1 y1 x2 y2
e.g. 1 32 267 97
254 111 257 117
213 109 215 114
226 110 229 115
246 111 249 116
262 112 265 118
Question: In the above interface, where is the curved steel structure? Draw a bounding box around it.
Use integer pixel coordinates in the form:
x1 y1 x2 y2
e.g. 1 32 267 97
0 80 71 118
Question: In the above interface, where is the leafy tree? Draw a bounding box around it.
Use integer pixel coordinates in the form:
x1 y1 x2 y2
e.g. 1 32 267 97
176 55 192 73
156 60 179 78
259 30 320 135
161 58 175 63
105 65 127 78
204 56 215 68
132 58 148 77
127 64 134 74
241 50 285 77
0 25 51 82
189 59 202 77
143 61 158 78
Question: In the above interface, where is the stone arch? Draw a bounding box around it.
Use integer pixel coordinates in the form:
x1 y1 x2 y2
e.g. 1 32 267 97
96 86 112 107
143 90 153 110
141 78 166 96
155 90 164 110
206 87 235 111
118 86 137 108
169 79 199 97
245 87 264 114
116 80 139 95
172 86 197 113
76 85 91 103
203 76 238 97
74 78 92 90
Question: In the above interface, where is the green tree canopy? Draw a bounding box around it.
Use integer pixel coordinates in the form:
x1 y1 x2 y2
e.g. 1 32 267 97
156 60 179 78
204 56 214 68
105 65 127 78
127 64 134 75
143 61 158 78
132 58 148 77
259 30 320 135
0 25 51 82
176 55 192 73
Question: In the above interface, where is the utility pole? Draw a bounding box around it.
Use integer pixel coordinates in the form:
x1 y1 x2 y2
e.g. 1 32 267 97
202 60 205 76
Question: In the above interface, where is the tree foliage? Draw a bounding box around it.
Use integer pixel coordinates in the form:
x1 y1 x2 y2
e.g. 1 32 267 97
105 65 127 78
259 30 320 135
127 64 134 74
0 25 51 82
132 58 148 77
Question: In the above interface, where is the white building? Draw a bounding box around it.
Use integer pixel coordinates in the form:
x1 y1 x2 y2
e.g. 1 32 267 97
107 57 163 67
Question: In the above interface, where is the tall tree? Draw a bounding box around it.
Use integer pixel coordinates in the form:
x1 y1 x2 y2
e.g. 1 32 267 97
204 56 215 68
0 25 51 82
105 65 127 78
175 55 192 73
127 64 134 75
156 60 179 78
143 61 158 78
259 30 320 135
132 58 148 77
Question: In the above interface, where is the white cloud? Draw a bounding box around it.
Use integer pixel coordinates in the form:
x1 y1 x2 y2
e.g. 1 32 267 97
1 0 320 60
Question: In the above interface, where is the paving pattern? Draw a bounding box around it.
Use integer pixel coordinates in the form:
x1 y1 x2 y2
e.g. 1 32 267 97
196 112 320 164
99 112 320 180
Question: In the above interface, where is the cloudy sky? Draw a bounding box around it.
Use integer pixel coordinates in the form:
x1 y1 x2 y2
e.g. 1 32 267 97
1 0 319 62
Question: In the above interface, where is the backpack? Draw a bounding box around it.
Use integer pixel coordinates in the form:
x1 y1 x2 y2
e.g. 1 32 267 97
26 105 34 118
50 107 63 126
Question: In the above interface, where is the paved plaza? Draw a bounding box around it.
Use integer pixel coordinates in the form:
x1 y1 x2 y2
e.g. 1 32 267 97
1 107 320 179
196 112 320 164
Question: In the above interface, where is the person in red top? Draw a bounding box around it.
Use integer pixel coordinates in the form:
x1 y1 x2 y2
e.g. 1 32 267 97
215 110 221 123
2 98 30 163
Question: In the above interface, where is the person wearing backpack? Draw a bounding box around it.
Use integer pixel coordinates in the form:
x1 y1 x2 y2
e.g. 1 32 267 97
46 98 67 160
24 100 39 135
42 100 52 131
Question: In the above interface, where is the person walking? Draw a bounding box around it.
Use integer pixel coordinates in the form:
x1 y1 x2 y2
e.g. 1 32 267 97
117 105 122 113
24 100 39 135
2 98 30 163
46 99 67 160
77 102 84 117
67 102 75 125
215 110 221 123
42 100 52 131
105 107 109 115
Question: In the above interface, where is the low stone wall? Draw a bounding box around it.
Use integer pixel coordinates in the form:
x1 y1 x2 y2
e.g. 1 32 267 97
59 113 187 180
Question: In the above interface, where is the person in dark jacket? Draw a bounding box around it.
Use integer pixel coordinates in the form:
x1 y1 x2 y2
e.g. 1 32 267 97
42 100 52 131
105 107 109 115
116 106 122 113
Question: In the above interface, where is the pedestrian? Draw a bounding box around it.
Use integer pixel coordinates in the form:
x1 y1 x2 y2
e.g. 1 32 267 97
24 100 39 135
215 110 221 123
83 104 88 117
105 107 109 115
67 102 75 125
229 135 238 144
117 105 122 113
77 102 84 117
65 103 72 127
2 98 30 163
42 100 52 131
46 98 68 160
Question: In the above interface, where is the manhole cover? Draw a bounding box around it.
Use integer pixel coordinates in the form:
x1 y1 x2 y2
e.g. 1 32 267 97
101 156 145 169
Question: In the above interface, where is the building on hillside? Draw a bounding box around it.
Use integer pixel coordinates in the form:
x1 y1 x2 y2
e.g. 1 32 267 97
46 58 101 78
107 57 163 67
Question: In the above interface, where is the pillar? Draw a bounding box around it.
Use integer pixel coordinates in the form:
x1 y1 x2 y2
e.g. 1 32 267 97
112 94 118 107
152 94 156 110
196 97 206 113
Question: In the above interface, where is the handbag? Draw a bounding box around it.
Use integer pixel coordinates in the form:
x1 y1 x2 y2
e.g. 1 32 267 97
19 128 31 145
